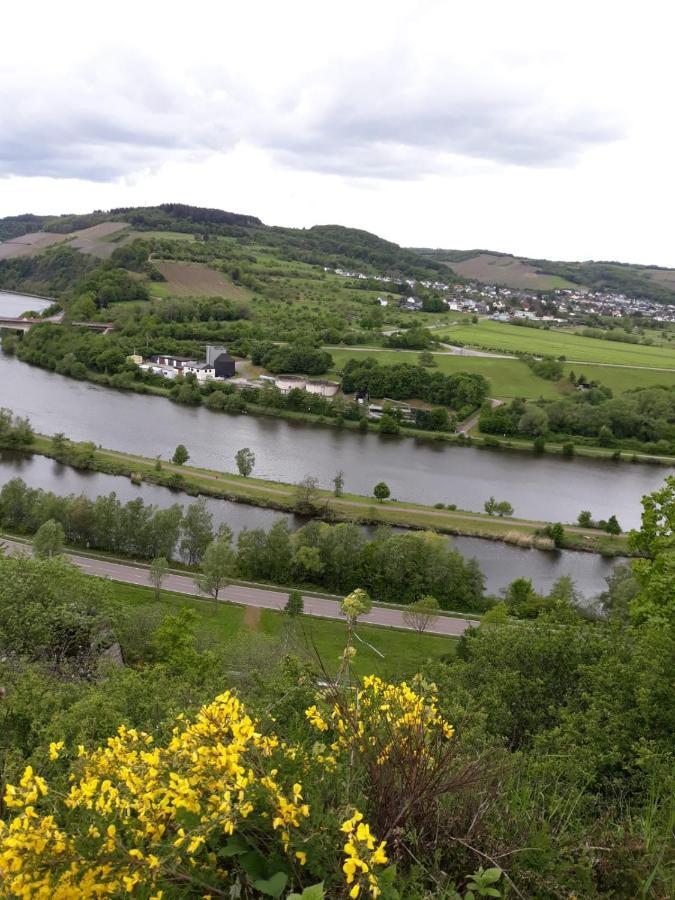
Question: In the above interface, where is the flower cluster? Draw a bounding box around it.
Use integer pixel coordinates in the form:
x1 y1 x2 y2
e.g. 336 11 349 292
0 691 308 898
341 810 388 898
308 674 455 765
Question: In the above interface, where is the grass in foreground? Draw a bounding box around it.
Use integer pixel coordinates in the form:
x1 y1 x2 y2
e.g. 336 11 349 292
109 581 457 678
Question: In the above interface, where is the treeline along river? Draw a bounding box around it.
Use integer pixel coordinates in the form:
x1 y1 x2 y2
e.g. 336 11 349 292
0 449 617 596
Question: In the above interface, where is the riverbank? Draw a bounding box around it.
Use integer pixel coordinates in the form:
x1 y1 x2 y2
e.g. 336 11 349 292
10 346 675 467
10 433 633 556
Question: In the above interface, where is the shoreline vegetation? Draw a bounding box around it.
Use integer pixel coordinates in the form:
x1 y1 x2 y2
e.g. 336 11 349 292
7 432 633 557
7 345 675 466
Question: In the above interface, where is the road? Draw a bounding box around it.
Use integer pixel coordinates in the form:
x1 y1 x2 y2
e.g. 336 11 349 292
3 540 478 637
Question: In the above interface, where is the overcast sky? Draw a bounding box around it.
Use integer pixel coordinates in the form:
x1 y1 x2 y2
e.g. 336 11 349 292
2 1 674 264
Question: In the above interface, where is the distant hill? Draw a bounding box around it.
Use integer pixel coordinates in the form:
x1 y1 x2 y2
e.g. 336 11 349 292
0 205 451 284
412 247 675 304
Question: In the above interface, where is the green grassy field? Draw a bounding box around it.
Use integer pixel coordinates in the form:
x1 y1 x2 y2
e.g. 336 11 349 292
328 347 563 399
109 582 456 679
438 320 675 368
326 347 675 398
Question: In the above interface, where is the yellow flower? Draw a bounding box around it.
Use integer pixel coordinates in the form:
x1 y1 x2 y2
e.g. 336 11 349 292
49 740 65 761
295 850 307 865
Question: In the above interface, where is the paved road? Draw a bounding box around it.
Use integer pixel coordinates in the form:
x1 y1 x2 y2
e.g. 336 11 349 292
3 540 477 637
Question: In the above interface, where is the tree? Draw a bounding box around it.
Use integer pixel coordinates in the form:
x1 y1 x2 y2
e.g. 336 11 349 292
373 482 391 503
577 510 593 527
32 519 65 559
235 447 255 478
402 595 439 636
149 556 169 602
545 522 565 547
495 500 514 517
378 414 400 435
418 350 436 367
195 537 236 602
518 405 549 437
484 496 497 516
605 514 621 536
179 499 214 565
51 432 68 454
333 470 345 497
172 444 189 466
284 590 304 617
503 577 542 619
294 475 320 513
562 441 575 458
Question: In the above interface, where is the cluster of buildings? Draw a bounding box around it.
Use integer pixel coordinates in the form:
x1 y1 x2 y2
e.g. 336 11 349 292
326 263 675 325
132 345 236 383
131 346 341 396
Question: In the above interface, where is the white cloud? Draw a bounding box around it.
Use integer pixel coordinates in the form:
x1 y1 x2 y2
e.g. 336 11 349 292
1 0 674 264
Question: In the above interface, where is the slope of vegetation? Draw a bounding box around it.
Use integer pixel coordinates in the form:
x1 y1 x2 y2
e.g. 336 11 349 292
0 476 673 897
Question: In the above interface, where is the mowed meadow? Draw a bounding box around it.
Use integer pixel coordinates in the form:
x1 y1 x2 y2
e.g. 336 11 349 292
438 319 675 367
327 347 675 400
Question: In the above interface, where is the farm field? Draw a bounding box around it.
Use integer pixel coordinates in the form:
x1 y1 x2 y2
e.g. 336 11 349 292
0 231 66 259
443 252 577 290
328 348 565 399
109 582 456 680
439 319 675 367
67 222 130 257
152 260 252 300
326 346 675 398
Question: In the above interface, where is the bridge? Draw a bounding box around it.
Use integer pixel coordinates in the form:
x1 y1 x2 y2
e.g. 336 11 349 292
0 317 113 334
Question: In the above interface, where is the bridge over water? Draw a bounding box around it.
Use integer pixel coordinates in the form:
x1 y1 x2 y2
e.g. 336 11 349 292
0 317 113 333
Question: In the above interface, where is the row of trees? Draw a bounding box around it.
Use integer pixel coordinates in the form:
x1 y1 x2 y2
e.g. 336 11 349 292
341 357 490 413
0 479 485 609
480 386 675 450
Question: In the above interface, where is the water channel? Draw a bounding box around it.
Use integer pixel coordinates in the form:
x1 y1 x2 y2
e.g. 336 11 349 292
0 450 618 597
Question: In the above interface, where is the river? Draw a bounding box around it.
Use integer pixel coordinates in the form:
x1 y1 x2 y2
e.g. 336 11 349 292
0 450 618 597
0 290 664 591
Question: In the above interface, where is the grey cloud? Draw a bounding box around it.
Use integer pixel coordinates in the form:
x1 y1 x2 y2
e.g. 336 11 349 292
0 48 623 183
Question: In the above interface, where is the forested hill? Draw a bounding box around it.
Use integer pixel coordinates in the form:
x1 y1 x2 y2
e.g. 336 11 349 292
0 204 452 282
412 246 675 303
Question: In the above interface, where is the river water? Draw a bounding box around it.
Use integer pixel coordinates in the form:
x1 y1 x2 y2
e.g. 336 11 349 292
0 450 618 597
0 291 663 595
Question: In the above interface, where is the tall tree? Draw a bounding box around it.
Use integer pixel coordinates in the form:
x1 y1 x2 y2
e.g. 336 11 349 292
172 444 190 466
195 537 237 602
235 447 255 478
179 499 214 565
32 519 65 559
149 556 169 602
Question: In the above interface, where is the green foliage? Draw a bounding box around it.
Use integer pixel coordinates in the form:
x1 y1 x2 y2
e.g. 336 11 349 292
172 444 190 465
0 407 34 448
342 357 489 408
284 590 304 618
32 518 65 559
195 535 237 601
235 446 255 477
373 481 391 503
0 555 111 669
149 556 169 601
